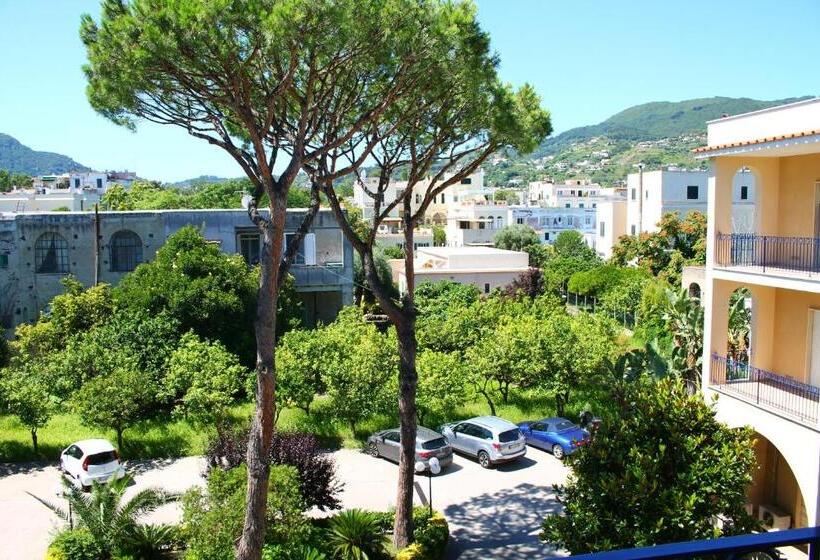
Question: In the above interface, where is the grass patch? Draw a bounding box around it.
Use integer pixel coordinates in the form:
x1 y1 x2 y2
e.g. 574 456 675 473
1 388 612 463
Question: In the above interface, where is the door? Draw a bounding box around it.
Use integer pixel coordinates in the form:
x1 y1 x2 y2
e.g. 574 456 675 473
380 431 401 462
62 445 82 477
809 310 820 388
454 423 478 455
529 422 550 450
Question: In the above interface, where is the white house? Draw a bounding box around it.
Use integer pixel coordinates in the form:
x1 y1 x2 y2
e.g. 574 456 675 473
390 246 529 296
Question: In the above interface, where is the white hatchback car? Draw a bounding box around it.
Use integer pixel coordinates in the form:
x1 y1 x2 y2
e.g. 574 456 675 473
59 439 126 490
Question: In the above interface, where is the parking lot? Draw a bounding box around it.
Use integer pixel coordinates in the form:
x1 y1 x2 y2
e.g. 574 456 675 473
0 446 568 560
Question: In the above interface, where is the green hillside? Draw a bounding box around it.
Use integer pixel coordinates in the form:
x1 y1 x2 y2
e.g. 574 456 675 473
534 95 812 158
0 133 87 174
485 96 814 187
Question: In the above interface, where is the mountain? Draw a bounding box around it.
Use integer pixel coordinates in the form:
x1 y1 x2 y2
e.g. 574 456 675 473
485 96 814 187
170 175 236 188
0 133 88 174
533 96 812 159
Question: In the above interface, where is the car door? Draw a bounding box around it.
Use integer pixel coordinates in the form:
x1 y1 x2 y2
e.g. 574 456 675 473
62 445 82 478
529 422 550 450
451 423 476 455
380 431 401 462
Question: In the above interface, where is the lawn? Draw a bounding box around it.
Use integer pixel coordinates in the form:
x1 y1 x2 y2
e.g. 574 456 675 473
0 388 606 463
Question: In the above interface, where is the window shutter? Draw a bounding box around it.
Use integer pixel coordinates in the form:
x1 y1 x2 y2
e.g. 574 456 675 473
304 233 316 265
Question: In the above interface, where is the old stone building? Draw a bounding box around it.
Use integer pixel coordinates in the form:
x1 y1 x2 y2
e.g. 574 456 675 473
0 208 353 332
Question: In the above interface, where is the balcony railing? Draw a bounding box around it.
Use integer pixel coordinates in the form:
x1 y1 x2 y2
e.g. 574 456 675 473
710 353 820 426
568 526 820 560
716 232 820 275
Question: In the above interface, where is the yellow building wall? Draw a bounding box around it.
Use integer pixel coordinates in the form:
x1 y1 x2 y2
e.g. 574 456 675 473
776 153 820 238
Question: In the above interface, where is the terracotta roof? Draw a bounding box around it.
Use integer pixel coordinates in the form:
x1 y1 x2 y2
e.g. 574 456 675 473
693 129 820 154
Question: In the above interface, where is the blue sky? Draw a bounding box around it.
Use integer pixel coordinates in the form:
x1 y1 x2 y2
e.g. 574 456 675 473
0 0 818 182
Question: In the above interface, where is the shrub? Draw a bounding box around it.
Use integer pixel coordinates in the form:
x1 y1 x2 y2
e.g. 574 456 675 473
205 427 342 511
326 509 389 560
46 530 103 560
123 523 181 559
181 464 311 560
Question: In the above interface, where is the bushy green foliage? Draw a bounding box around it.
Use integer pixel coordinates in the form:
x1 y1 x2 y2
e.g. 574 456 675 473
431 226 446 247
162 332 249 425
610 211 706 281
322 309 397 432
0 366 57 452
182 465 310 560
46 529 103 560
326 509 389 560
493 224 540 251
71 367 157 450
275 329 327 416
552 230 598 261
541 378 759 553
34 474 176 559
114 226 293 366
415 350 468 425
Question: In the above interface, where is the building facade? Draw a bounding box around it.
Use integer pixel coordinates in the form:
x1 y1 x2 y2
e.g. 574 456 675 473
0 209 353 331
508 205 597 245
390 246 529 296
626 168 756 236
699 97 820 530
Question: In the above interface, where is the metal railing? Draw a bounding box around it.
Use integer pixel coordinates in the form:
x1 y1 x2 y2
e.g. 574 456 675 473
710 353 820 426
716 232 820 275
568 526 820 560
566 292 636 329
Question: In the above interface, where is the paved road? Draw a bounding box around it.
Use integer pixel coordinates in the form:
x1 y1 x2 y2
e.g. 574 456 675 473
0 457 207 560
0 447 568 560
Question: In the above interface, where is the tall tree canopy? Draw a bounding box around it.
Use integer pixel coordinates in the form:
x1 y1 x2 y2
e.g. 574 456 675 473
80 1 507 555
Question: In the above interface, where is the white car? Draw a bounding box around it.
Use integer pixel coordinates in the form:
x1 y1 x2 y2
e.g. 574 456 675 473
59 439 126 490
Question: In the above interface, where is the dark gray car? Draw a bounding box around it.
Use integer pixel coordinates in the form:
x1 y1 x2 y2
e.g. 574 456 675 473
366 426 453 471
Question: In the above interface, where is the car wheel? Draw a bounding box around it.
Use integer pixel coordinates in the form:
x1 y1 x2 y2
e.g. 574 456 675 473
552 444 565 460
367 442 379 458
477 451 491 469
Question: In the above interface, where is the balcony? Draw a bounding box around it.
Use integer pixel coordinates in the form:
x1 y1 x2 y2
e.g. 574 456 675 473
567 526 820 560
710 353 820 427
716 233 820 277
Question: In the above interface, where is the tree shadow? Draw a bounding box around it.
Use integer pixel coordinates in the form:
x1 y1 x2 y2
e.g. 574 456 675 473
0 440 62 466
123 457 181 477
0 459 54 477
444 482 565 559
495 457 537 472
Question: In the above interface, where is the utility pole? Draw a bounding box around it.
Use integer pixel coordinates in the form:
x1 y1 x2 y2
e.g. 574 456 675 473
93 203 101 285
637 163 644 235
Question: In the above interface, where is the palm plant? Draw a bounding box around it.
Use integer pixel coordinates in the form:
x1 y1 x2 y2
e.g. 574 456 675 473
326 509 388 560
662 288 704 390
29 474 177 559
727 288 752 363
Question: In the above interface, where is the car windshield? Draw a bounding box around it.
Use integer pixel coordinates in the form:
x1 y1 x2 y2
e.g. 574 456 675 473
498 429 521 443
420 437 447 450
554 421 576 432
86 451 117 465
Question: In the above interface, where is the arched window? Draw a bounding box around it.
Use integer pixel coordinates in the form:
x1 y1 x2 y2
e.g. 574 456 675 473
110 230 143 272
487 216 495 229
688 282 701 300
35 232 69 274
496 216 503 228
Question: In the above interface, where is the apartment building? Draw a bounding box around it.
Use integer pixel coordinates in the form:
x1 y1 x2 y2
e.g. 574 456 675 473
0 209 353 331
527 179 602 208
508 205 596 245
390 246 529 296
626 168 756 236
594 196 628 260
2 170 137 213
352 170 487 227
445 200 509 246
699 97 820 530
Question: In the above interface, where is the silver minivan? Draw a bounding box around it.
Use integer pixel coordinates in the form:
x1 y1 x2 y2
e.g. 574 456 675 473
440 416 526 468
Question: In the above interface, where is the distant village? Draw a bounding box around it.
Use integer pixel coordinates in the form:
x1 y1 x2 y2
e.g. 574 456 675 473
0 161 755 332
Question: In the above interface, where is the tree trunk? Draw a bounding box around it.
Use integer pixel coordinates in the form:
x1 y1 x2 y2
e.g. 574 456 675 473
116 428 123 453
393 318 418 550
31 429 38 455
483 390 497 416
237 195 287 560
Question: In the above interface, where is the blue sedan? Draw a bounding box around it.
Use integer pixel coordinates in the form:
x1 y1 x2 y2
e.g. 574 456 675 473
517 417 590 459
